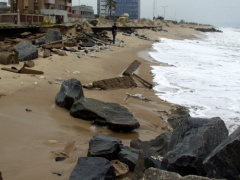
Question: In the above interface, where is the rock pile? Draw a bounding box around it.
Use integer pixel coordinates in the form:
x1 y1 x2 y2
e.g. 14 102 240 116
55 78 140 132
68 115 240 179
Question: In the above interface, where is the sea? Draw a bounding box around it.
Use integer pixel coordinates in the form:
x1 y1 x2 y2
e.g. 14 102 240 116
149 27 240 133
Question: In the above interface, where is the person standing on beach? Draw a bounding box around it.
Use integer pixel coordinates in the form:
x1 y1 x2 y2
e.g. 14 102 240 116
112 22 117 44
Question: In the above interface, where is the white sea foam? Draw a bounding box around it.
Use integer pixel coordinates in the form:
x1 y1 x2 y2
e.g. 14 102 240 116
149 28 240 133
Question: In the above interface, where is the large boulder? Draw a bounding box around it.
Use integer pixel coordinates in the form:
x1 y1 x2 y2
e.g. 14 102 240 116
88 134 122 160
69 157 116 180
161 117 228 176
55 78 84 110
13 41 38 61
132 151 161 180
203 127 240 180
130 132 171 156
143 168 224 180
70 98 140 132
45 29 62 44
118 146 139 171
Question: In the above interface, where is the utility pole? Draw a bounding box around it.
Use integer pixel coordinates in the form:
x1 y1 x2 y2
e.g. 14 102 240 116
161 6 168 19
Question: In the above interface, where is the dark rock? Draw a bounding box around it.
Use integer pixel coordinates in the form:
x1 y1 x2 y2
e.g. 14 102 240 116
118 146 139 171
88 134 122 160
203 127 240 180
161 117 228 176
143 168 224 180
132 151 161 180
55 78 84 110
130 132 171 156
45 29 62 43
195 28 222 33
167 105 190 129
13 41 38 61
55 157 66 162
70 98 140 132
69 157 115 180
144 168 181 180
79 39 95 47
89 20 98 26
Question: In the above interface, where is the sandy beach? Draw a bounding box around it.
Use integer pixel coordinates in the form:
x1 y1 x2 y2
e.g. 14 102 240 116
0 20 211 179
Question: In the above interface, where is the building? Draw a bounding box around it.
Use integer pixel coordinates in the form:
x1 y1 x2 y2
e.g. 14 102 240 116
97 0 140 20
115 0 140 20
10 0 72 15
72 5 94 20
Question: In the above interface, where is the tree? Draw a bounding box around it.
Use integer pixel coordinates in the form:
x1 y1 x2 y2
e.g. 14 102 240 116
105 0 117 17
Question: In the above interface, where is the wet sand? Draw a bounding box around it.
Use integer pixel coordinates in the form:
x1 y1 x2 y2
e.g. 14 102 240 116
0 22 211 179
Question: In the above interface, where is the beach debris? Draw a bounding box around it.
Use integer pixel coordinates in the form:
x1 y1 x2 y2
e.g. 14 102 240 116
0 51 19 65
34 82 38 85
126 93 151 101
111 160 129 177
43 49 51 58
69 157 115 180
55 157 66 162
133 73 153 89
1 66 43 75
24 60 35 68
42 43 64 49
44 29 62 44
52 172 62 176
64 39 77 47
52 49 67 56
72 71 80 75
0 93 6 98
89 76 137 90
123 60 153 89
59 141 75 157
13 41 38 61
25 108 32 112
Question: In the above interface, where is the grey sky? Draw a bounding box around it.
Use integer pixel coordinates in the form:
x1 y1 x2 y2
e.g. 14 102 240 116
74 0 240 27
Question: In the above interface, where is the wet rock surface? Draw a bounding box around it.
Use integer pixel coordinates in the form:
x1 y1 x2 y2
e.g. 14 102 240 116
161 117 228 176
55 78 84 110
132 151 161 180
203 127 240 180
70 97 140 132
118 146 139 171
69 157 116 180
87 134 122 160
130 132 171 156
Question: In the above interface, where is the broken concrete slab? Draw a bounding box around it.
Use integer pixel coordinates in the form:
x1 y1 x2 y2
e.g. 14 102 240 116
42 43 64 49
44 29 62 44
123 60 141 76
0 51 19 65
92 76 137 90
13 41 38 61
43 49 51 58
52 49 67 56
70 97 140 132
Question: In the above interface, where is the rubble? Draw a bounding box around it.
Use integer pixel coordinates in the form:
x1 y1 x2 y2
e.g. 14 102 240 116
13 41 38 61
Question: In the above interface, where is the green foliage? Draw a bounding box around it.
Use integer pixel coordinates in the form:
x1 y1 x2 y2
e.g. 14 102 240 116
105 0 117 17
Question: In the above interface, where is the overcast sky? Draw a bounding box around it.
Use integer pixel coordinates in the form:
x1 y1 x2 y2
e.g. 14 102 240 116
74 0 240 27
